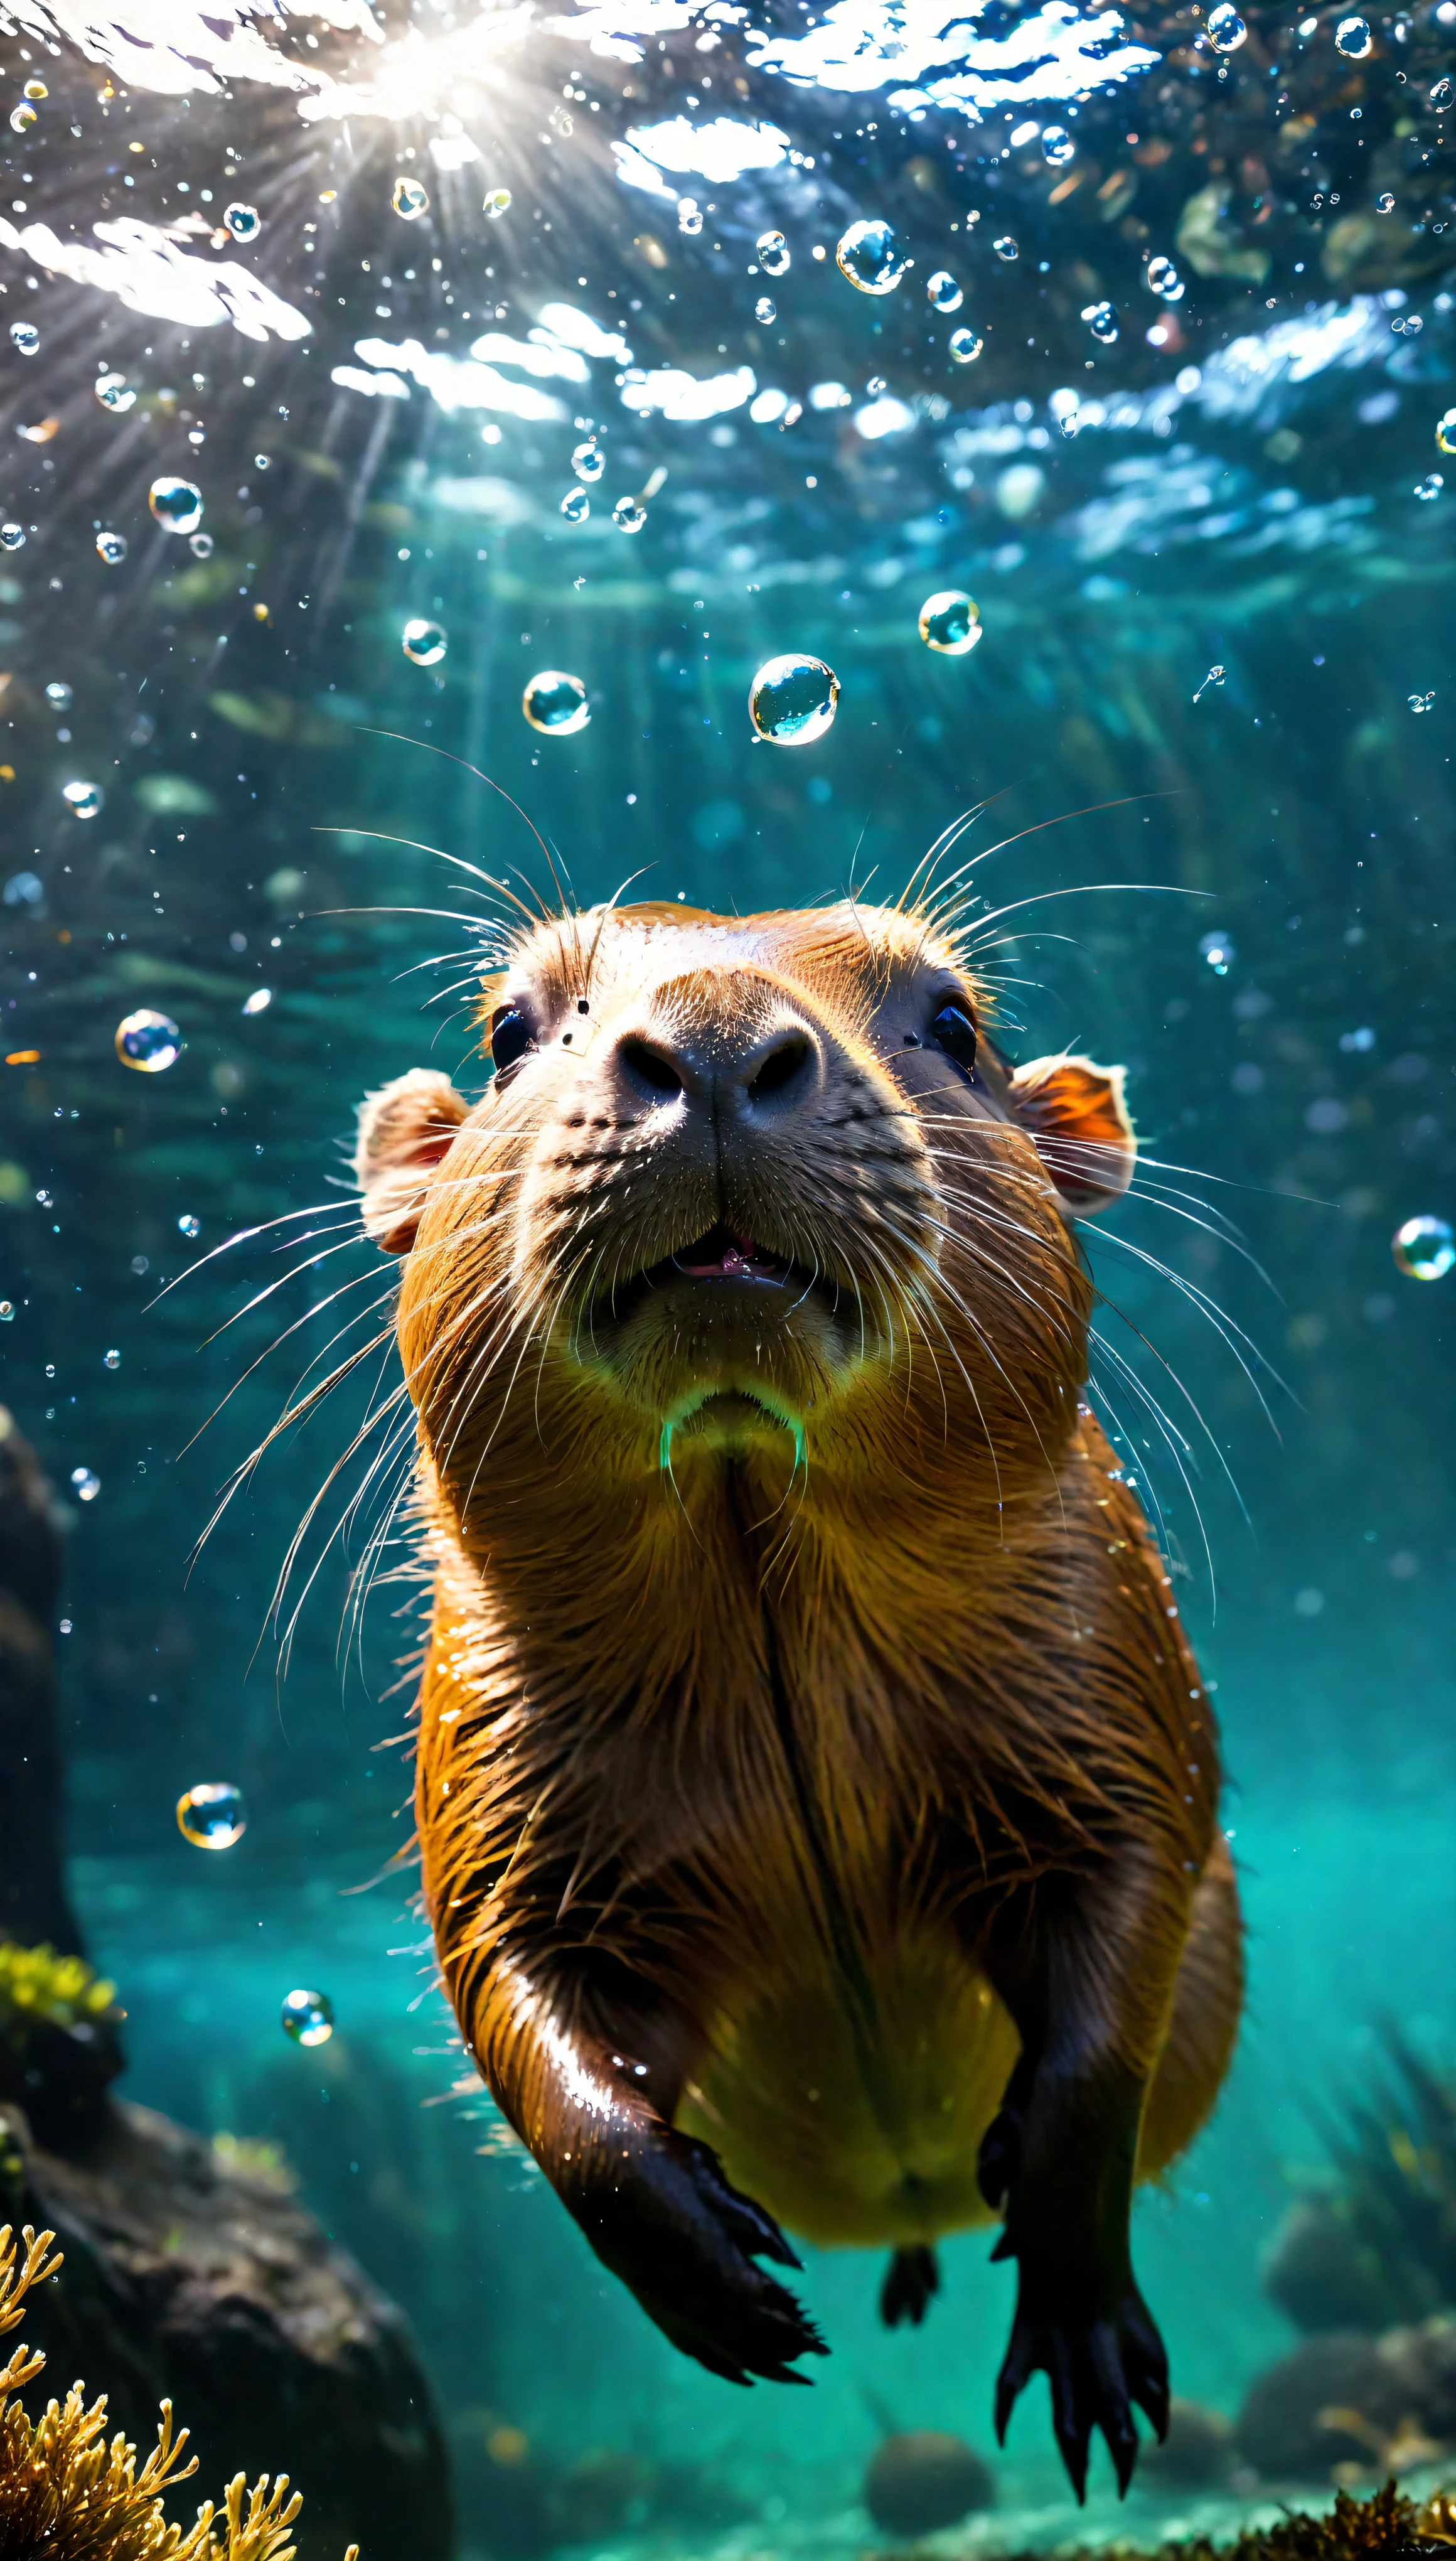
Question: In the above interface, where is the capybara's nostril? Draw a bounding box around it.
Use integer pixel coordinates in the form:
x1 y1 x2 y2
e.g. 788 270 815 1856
619 1033 686 1100
746 1031 815 1107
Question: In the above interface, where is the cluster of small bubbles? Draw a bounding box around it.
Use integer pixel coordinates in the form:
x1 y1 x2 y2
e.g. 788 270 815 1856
948 327 983 365
1436 409 1456 455
572 439 604 482
1335 13 1373 52
1431 72 1453 104
62 780 104 820
1146 255 1182 299
612 494 646 532
992 235 1019 262
281 1988 335 2046
1415 473 1443 500
46 682 72 712
926 271 963 313
149 476 203 535
1041 126 1074 164
95 372 135 412
1206 3 1247 45
1408 689 1436 711
103 1347 120 1370
1192 662 1226 703
1377 190 1396 212
678 198 704 235
1199 928 1235 974
1083 300 1119 343
115 1007 182 1073
176 1781 247 1850
1392 313 1423 336
189 530 214 559
484 186 512 219
9 104 36 134
95 529 127 564
1 525 26 552
754 295 777 325
522 669 590 734
0 1303 14 1323
749 653 840 746
70 1467 100 1504
560 486 590 523
9 321 38 357
178 1213 201 1238
402 616 447 666
1392 1214 1455 1280
835 219 910 294
757 230 790 276
918 591 982 655
392 175 429 220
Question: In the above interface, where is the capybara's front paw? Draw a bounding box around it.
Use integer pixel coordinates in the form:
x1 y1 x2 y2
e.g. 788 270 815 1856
993 2274 1167 2499
585 2128 828 2387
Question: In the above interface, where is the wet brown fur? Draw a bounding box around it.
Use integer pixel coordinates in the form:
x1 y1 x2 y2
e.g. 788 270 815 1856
355 897 1243 2480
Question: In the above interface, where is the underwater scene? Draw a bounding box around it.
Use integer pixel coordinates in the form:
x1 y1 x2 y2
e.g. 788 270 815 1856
0 3 1453 2560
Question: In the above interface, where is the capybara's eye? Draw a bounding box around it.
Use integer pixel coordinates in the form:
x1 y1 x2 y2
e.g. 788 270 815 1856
928 1001 977 1077
490 1006 535 1076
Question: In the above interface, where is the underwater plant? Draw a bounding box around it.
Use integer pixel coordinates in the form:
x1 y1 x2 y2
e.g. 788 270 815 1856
0 1941 117 2041
1266 2029 1456 2333
0 2220 356 2561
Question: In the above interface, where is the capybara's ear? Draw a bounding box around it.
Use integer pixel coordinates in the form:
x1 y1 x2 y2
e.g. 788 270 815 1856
355 1069 469 1254
1009 1055 1136 1218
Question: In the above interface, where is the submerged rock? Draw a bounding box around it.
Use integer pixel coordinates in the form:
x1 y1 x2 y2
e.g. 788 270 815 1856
3 2093 451 2561
864 2429 995 2535
1140 2394 1236 2486
1236 2331 1416 2481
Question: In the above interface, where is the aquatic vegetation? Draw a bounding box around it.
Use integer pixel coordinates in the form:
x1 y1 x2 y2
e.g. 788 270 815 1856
0 2220 351 2561
1266 2031 1456 2334
0 1942 116 2044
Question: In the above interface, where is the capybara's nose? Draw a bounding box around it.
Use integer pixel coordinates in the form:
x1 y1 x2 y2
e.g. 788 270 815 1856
612 1018 822 1117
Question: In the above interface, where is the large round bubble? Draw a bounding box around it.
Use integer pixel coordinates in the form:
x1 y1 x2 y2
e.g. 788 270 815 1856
749 655 840 745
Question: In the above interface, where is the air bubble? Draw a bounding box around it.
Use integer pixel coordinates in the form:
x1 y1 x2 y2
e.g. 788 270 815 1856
757 229 790 275
223 201 260 242
0 1304 12 1322
241 988 272 1016
1193 663 1226 703
1377 191 1395 212
678 198 703 235
70 1467 100 1503
1437 409 1456 455
572 440 604 481
46 683 72 711
754 296 777 325
1206 4 1247 45
392 176 429 220
484 188 512 219
104 1348 120 1370
115 1008 182 1072
522 670 590 734
402 617 447 665
1198 928 1234 974
190 530 215 557
95 372 135 412
1335 14 1372 52
948 328 983 365
1083 300 1119 343
95 530 127 564
1415 473 1443 501
926 271 963 313
918 591 982 655
1408 690 1435 711
23 79 45 100
1432 73 1453 104
749 653 840 745
9 322 38 357
62 781 104 820
149 477 203 535
9 105 36 134
612 495 646 532
992 235 1019 262
178 1213 201 1237
835 219 909 294
1 526 25 552
560 486 590 523
1042 126 1074 164
177 1781 248 1849
1147 256 1182 299
281 1988 335 2046
1392 1215 1455 1280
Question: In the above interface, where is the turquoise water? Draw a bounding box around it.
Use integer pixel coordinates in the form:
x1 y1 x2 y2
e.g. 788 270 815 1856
1 1 1453 2552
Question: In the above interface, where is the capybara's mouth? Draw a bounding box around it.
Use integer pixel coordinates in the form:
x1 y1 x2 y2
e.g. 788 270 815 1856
587 1222 827 1328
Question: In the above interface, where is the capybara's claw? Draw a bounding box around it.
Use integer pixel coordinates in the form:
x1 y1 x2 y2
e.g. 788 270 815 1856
995 2282 1167 2501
